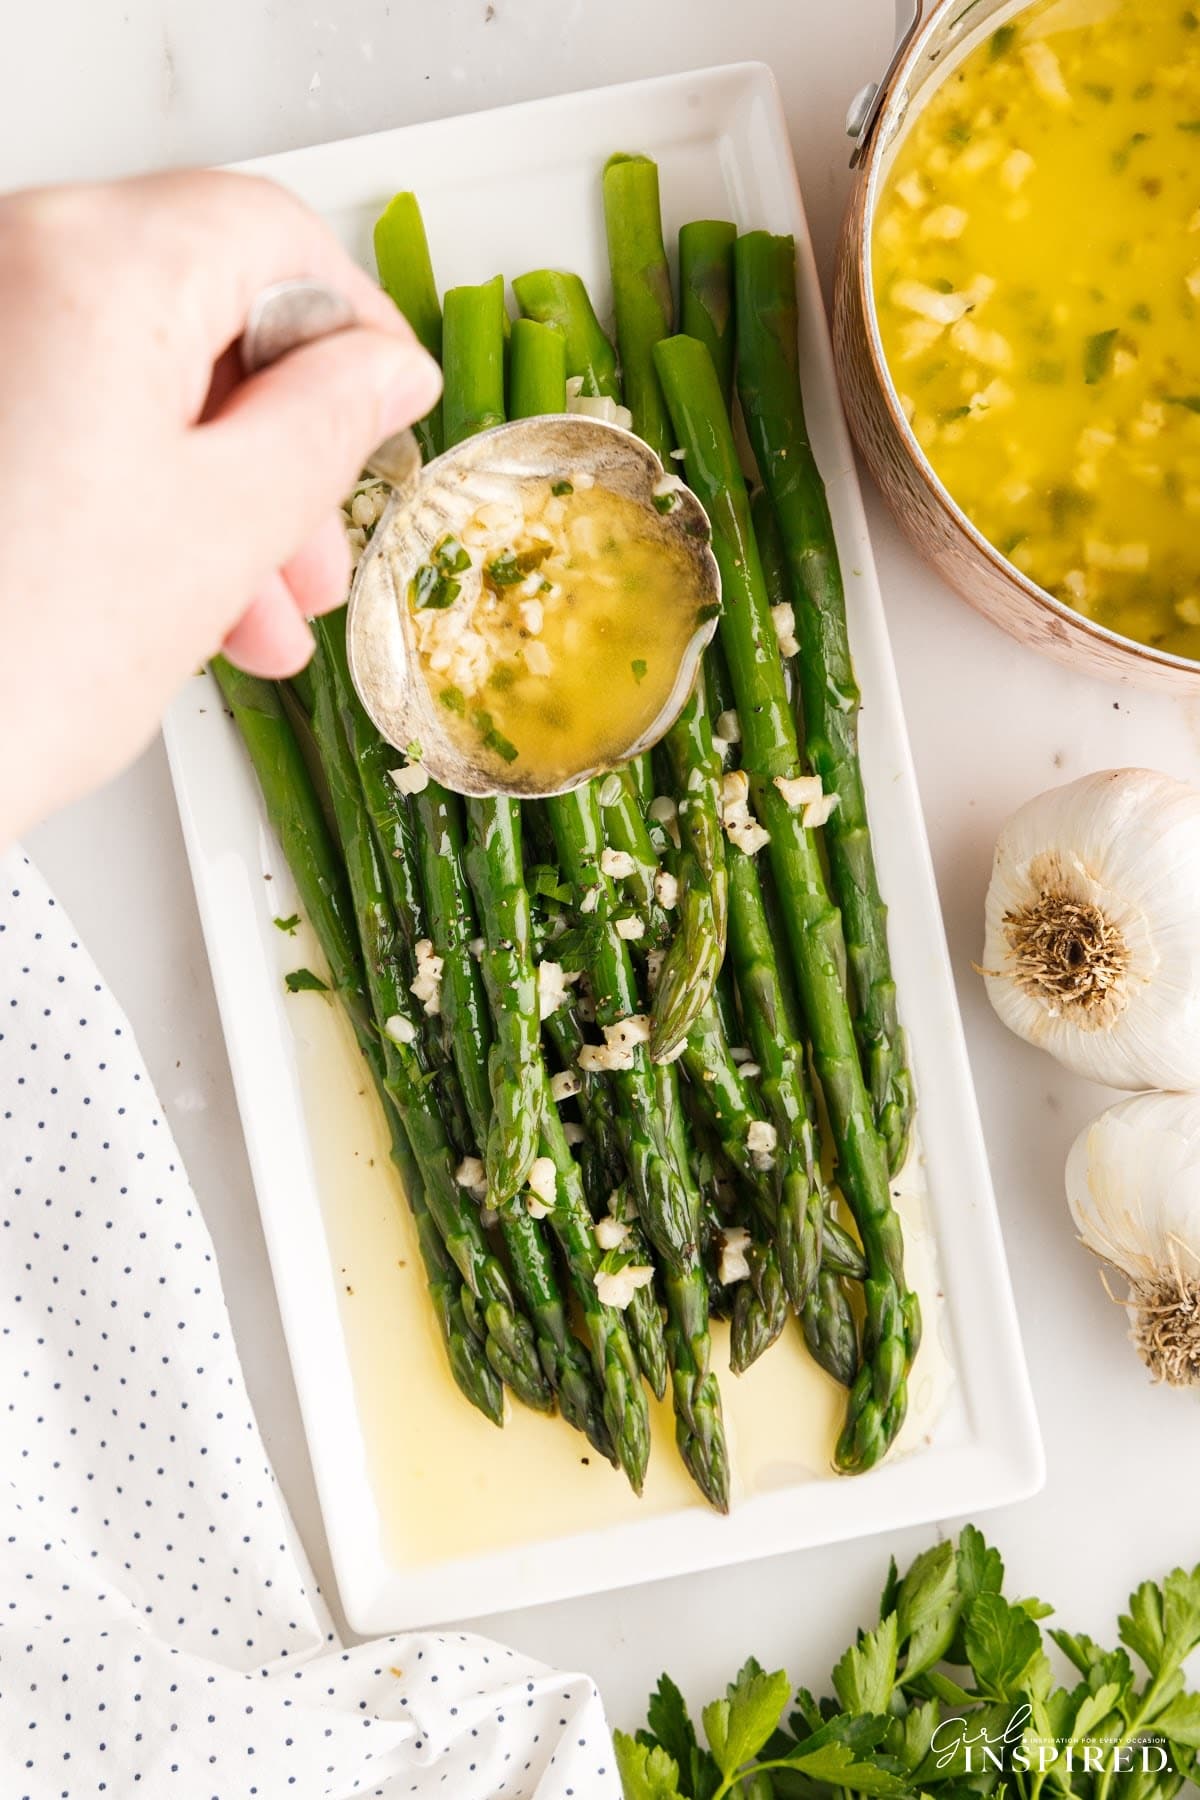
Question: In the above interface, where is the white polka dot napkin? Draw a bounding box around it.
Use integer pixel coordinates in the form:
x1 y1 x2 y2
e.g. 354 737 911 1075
0 848 621 1800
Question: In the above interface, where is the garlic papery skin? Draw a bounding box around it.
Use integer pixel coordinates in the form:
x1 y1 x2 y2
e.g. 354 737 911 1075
1066 1091 1200 1386
981 769 1200 1089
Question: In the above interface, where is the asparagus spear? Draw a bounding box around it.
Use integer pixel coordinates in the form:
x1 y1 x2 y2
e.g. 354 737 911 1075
373 192 444 461
545 783 729 1511
211 657 503 1424
803 1270 860 1389
705 645 825 1313
306 618 552 1414
443 278 545 1201
602 153 675 461
735 231 913 1176
411 777 614 1456
309 616 474 1157
463 797 545 1203
411 781 493 1148
543 1004 670 1403
602 160 730 1055
654 332 917 1473
732 1238 789 1375
539 1098 652 1492
602 748 833 1385
511 284 673 1409
509 316 567 422
648 680 729 1062
442 274 507 448
512 270 621 399
679 219 737 410
596 766 669 937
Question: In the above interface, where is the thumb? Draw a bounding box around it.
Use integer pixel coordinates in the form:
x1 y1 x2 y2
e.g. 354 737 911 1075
192 323 441 583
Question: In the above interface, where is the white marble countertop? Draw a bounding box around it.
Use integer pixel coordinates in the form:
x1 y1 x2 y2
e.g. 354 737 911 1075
14 0 1200 1737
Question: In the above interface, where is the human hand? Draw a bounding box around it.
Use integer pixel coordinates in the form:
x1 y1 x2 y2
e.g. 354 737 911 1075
0 170 442 842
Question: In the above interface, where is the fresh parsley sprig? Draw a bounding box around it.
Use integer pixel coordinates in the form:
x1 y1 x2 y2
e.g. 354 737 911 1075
616 1527 1200 1800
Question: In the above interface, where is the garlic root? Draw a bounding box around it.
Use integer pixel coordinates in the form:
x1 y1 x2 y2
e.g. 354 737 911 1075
1066 1091 1200 1385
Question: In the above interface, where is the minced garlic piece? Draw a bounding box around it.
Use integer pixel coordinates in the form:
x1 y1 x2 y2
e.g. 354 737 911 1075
409 939 444 1017
719 1226 753 1285
550 1068 582 1102
389 761 430 796
600 848 637 880
774 773 823 809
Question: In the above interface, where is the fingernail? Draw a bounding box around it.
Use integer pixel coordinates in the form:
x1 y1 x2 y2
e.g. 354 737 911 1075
378 345 443 438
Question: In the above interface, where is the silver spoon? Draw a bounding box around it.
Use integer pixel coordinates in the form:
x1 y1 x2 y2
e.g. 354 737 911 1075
241 279 721 799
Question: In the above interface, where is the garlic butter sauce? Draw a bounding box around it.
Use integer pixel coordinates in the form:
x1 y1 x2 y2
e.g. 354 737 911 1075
408 475 713 789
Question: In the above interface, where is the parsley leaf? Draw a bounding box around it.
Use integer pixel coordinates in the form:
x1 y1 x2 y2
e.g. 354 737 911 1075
273 913 300 934
613 1733 686 1800
780 1739 910 1794
957 1523 1005 1607
1121 1579 1168 1674
965 1593 1042 1701
644 1673 721 1800
833 1614 898 1716
702 1659 791 1778
1154 1692 1200 1748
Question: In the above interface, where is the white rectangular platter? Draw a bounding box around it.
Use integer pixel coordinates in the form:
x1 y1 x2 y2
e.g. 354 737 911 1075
164 61 1043 1635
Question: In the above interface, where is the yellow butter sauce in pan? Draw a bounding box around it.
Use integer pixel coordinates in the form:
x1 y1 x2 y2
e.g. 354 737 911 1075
874 0 1200 658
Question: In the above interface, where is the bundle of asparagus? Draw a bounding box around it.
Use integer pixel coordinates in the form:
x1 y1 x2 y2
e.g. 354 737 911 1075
213 156 918 1509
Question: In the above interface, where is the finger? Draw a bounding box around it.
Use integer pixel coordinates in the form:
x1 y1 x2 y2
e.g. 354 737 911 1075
221 573 315 678
282 512 351 619
112 169 406 372
192 324 440 580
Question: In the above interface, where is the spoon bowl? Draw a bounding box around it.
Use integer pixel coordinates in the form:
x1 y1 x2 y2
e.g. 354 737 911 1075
241 280 721 797
347 415 720 797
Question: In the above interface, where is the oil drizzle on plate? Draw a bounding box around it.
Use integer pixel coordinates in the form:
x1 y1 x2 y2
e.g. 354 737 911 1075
283 924 954 1570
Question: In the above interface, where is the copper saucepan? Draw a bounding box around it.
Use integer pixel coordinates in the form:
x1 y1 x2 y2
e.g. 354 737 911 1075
832 0 1200 693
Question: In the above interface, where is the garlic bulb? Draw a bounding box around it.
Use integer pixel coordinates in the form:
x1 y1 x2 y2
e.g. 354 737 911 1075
981 768 1200 1089
1066 1091 1200 1385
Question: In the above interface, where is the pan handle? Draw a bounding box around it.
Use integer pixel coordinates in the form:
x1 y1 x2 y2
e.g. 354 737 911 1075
846 0 924 167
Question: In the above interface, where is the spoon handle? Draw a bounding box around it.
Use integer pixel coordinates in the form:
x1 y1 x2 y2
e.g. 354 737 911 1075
241 277 423 493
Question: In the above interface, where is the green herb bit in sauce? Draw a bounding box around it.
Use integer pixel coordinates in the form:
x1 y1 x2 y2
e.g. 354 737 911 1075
411 534 471 611
652 491 679 515
273 913 300 934
1112 131 1150 172
631 658 648 682
485 544 552 587
990 21 1017 58
439 685 466 714
1166 395 1200 413
472 709 520 764
551 479 574 496
1084 328 1120 384
1083 81 1115 102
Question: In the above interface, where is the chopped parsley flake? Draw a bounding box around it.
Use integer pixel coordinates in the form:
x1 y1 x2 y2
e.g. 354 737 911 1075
410 535 471 611
285 968 328 994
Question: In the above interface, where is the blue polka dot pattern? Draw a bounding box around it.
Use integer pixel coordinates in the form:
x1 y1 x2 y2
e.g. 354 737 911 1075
0 851 621 1798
